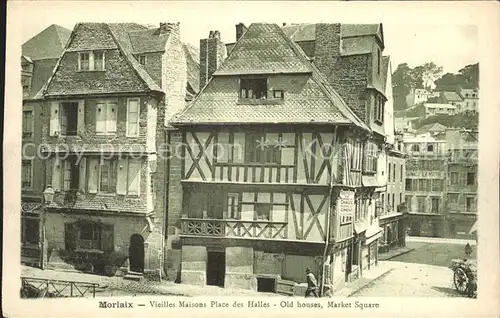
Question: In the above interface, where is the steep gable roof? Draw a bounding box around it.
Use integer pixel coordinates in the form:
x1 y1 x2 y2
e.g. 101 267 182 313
44 23 161 96
22 24 71 60
214 23 311 75
128 28 170 53
171 23 368 130
281 23 381 42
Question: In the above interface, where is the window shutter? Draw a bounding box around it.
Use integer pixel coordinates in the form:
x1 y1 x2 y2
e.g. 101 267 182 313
101 223 114 252
49 102 60 136
106 102 117 133
52 158 61 191
88 158 99 193
127 99 140 137
127 159 141 196
63 160 71 190
116 158 128 195
64 222 77 250
96 103 106 133
78 157 87 192
77 100 85 136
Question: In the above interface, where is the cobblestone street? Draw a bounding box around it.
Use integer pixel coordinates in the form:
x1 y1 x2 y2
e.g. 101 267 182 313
392 240 477 267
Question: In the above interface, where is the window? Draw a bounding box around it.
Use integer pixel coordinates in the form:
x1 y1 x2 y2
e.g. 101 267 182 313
400 165 403 182
432 179 442 191
417 196 426 212
62 157 80 190
363 142 377 173
405 195 412 212
245 133 280 164
96 101 117 135
126 159 141 196
21 218 39 246
79 222 101 250
466 197 476 212
393 163 396 182
22 110 33 138
405 179 412 191
392 193 395 211
273 90 284 99
227 193 239 219
449 172 460 185
60 102 79 136
418 179 425 192
138 55 147 66
388 164 391 182
376 48 381 75
78 51 106 71
411 144 420 152
374 95 385 123
22 76 31 97
255 203 271 220
126 98 140 137
431 197 439 213
466 172 476 185
427 144 434 152
240 78 267 99
387 195 392 212
99 159 117 193
22 160 33 189
399 193 403 207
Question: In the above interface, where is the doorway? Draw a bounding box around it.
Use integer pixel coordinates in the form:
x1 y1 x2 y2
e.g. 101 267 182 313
206 251 225 287
129 234 145 273
257 277 276 293
410 221 421 236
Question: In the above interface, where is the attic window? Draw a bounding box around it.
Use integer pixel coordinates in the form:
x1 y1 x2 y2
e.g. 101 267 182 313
78 51 106 71
240 78 267 100
138 55 147 66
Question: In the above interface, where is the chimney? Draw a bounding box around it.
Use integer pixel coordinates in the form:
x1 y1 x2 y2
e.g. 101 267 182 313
235 23 247 41
157 22 180 36
313 23 342 80
200 30 227 88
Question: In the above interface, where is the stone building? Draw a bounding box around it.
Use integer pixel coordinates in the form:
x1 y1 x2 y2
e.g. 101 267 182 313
167 23 390 294
35 22 198 278
21 24 71 267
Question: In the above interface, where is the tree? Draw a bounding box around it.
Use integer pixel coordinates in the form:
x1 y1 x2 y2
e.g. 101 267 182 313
392 63 414 111
434 63 479 91
459 63 479 88
417 62 443 90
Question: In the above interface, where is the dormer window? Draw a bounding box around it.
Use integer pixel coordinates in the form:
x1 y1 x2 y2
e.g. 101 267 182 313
138 55 147 66
240 78 267 100
78 51 106 71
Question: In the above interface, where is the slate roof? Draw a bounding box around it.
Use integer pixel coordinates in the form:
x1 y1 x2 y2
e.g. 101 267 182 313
214 24 311 75
416 123 448 135
128 28 170 53
25 59 58 100
183 43 201 95
171 23 368 130
281 23 381 42
22 24 71 60
47 192 148 214
442 91 463 102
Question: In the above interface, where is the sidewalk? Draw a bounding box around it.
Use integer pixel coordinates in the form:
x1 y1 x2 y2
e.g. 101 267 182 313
378 246 415 261
332 261 393 297
406 236 477 246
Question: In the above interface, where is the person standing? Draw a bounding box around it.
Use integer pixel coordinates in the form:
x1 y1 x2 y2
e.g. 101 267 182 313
465 243 472 258
305 268 319 298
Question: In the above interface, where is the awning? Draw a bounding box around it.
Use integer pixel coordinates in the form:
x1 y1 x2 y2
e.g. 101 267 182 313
365 226 383 245
469 220 478 234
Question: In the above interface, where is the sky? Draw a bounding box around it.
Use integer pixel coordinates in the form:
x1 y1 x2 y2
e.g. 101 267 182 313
16 2 479 75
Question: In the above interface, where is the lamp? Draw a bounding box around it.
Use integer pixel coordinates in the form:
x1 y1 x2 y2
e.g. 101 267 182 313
43 185 55 204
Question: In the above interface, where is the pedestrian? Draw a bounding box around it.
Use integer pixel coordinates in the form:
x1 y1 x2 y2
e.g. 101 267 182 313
465 243 472 258
305 268 319 298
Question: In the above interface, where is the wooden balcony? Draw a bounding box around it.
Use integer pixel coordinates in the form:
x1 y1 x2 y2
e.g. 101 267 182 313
213 163 294 183
181 217 288 239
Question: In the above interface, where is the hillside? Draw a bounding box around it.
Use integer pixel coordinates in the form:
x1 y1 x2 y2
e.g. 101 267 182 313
410 110 478 130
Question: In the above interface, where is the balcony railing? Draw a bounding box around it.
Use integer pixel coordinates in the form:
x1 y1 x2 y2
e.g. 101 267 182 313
181 217 288 239
213 163 294 183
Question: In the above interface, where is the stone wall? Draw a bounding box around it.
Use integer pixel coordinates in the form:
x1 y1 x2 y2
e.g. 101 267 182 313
225 246 256 290
180 245 207 286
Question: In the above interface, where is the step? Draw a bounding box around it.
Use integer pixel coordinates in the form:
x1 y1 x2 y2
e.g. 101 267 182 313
124 271 144 281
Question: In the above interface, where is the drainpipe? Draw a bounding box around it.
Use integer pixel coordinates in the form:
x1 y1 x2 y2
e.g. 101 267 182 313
320 126 337 296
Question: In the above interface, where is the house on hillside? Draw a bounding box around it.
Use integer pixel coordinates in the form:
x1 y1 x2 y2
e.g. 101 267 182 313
21 24 72 267
167 22 390 294
36 22 198 279
405 88 432 107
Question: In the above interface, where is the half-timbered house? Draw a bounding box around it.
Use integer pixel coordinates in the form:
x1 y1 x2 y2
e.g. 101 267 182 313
38 22 195 279
168 23 389 293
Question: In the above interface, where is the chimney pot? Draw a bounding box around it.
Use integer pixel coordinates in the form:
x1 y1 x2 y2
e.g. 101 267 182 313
283 23 287 26
209 31 214 38
213 30 221 40
235 23 247 42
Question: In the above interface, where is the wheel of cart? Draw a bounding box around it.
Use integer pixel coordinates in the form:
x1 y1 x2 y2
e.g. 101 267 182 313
453 266 469 294
450 259 477 298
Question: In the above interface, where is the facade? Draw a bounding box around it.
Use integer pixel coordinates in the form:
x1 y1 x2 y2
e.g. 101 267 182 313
377 57 407 253
35 22 197 278
406 88 432 107
21 25 72 267
404 132 447 237
457 88 479 112
424 103 457 118
444 129 478 239
167 23 389 294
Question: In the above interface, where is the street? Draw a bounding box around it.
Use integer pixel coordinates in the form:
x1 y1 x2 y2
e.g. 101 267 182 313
351 240 477 297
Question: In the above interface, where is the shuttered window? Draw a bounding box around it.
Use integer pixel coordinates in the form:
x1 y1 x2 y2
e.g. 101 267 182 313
96 101 117 135
127 98 140 137
127 159 141 196
65 221 114 252
21 160 33 189
99 159 117 193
